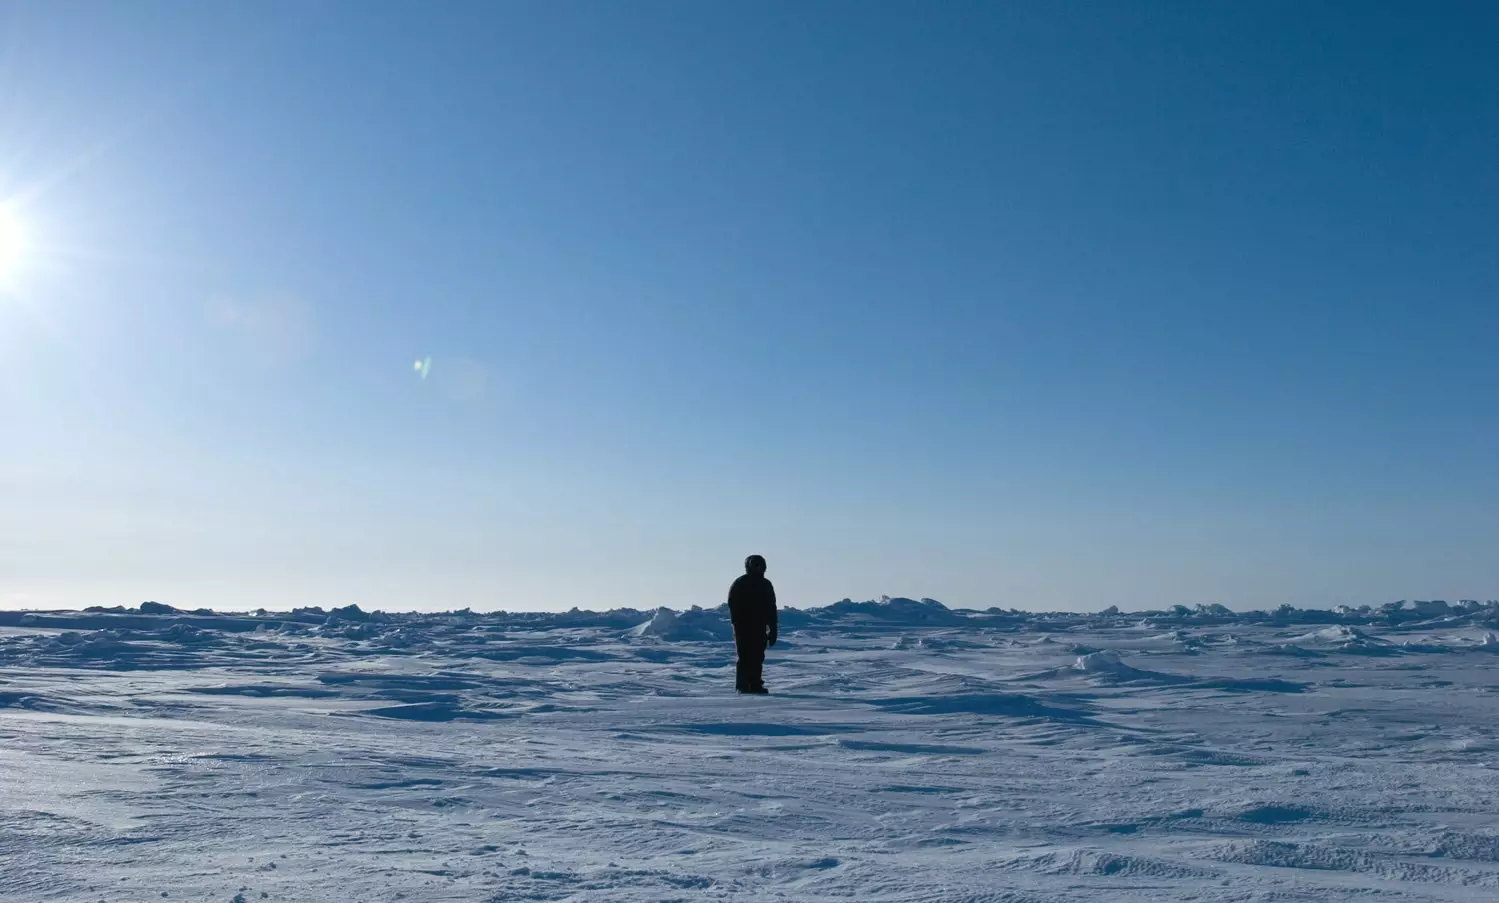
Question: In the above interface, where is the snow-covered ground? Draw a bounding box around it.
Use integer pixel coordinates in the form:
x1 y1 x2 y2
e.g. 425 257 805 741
4 598 1499 902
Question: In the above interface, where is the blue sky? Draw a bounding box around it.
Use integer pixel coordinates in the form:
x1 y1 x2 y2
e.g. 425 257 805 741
2 1 1495 613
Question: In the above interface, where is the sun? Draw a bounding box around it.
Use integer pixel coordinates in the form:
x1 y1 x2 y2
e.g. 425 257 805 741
0 204 27 281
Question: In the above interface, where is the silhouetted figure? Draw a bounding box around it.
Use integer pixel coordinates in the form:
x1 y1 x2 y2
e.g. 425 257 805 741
728 554 778 693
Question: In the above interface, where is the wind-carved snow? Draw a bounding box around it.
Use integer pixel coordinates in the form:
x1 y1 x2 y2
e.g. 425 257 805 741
4 597 1499 901
1072 649 1133 674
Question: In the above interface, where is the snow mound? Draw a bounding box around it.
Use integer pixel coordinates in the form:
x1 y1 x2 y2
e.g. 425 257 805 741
817 596 964 627
1293 625 1367 644
631 607 732 642
1073 650 1139 676
325 603 375 624
633 607 680 638
1287 625 1399 654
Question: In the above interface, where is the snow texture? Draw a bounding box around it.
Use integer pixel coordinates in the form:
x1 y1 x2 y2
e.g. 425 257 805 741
4 596 1499 901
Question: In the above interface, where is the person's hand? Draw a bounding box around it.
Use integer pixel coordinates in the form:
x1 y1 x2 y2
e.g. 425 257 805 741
767 627 777 647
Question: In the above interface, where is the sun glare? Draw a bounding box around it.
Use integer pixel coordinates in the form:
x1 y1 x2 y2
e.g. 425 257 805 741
0 205 26 281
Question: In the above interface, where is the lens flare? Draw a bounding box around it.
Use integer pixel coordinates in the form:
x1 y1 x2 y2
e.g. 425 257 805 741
413 356 432 380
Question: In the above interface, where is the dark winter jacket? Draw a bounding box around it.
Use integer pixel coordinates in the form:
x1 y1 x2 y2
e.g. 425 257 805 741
727 574 778 630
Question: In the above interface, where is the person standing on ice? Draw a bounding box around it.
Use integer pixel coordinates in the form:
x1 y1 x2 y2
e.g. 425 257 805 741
728 554 778 694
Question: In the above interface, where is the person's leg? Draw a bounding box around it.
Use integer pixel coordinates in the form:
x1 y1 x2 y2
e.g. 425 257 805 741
733 625 752 691
747 635 766 690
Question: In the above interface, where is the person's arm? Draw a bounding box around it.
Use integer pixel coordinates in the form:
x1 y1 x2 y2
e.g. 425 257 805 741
766 581 778 645
727 576 743 623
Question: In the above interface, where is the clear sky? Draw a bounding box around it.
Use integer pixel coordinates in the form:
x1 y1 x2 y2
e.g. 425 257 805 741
2 1 1496 614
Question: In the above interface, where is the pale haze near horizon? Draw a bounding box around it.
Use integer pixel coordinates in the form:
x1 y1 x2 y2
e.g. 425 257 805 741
2 2 1496 615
